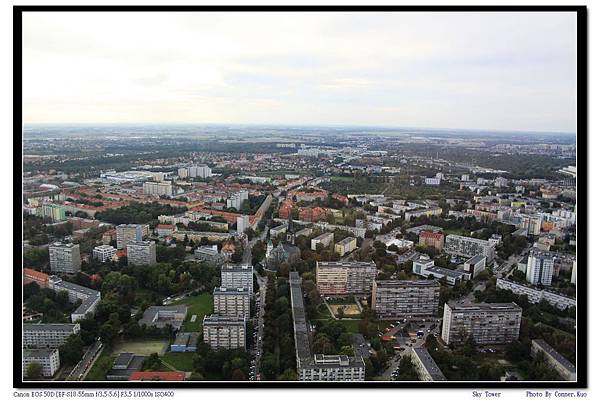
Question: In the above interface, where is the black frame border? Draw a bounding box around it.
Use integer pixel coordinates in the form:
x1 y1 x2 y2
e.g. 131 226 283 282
13 4 588 390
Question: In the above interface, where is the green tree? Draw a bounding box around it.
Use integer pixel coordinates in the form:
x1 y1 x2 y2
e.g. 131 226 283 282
26 362 43 379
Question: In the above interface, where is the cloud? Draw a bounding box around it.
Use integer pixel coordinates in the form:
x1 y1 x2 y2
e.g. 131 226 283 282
22 11 577 132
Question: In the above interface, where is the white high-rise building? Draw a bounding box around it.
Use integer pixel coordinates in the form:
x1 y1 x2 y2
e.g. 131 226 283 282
23 349 60 377
143 181 173 196
188 165 212 179
237 215 250 234
93 245 117 263
177 168 189 178
49 243 81 274
526 252 554 286
227 190 249 211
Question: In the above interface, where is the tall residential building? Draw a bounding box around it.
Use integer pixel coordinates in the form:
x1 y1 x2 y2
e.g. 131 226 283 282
23 323 80 348
290 272 365 381
116 224 144 249
188 165 212 179
177 168 189 178
38 203 66 222
202 315 246 350
237 215 250 235
316 261 377 295
93 245 117 263
226 190 248 210
441 302 522 345
213 287 251 318
371 280 440 319
418 230 445 251
127 241 157 266
526 252 554 286
49 243 81 274
520 214 543 236
221 264 253 295
444 234 495 263
22 348 60 377
143 181 173 196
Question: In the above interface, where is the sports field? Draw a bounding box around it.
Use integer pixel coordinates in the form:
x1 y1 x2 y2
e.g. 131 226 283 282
111 339 169 356
172 292 213 331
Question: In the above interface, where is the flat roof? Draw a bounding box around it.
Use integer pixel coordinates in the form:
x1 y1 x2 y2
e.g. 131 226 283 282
465 255 486 264
448 301 522 313
312 232 334 241
317 261 376 269
203 315 246 325
425 265 467 279
532 339 575 373
221 264 253 272
213 286 250 295
376 279 440 288
23 348 58 358
336 237 356 245
23 323 78 332
412 347 447 381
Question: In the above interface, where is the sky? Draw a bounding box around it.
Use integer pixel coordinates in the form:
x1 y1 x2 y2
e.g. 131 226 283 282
22 11 577 132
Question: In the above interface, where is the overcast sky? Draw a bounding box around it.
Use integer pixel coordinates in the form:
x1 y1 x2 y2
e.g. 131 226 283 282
22 12 577 132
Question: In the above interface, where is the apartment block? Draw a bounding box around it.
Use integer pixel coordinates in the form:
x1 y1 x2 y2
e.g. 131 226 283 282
316 261 377 295
202 315 246 350
93 245 117 263
372 280 440 319
23 323 80 348
411 347 446 381
526 252 554 286
335 236 357 257
116 224 144 250
213 287 251 318
143 181 173 196
289 272 365 381
49 243 81 274
127 241 157 266
221 264 253 295
22 348 60 377
531 339 576 381
311 232 334 251
495 278 576 310
441 302 522 345
418 230 445 251
444 234 495 263
47 276 101 322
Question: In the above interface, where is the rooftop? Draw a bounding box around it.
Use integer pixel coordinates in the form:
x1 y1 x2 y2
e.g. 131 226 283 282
412 347 447 381
532 339 576 373
23 323 79 332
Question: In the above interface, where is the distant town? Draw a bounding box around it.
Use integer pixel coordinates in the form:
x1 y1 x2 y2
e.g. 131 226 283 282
21 125 577 382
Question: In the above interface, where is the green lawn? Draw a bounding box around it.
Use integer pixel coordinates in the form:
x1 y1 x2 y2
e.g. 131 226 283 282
111 339 169 356
161 352 196 371
85 352 115 381
172 292 213 332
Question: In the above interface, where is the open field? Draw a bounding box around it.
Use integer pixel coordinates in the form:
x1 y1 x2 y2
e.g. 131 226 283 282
111 340 169 356
85 352 114 381
330 303 361 317
161 352 196 371
172 292 213 331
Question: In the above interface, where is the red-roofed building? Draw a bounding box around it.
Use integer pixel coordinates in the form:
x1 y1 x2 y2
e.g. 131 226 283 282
332 193 349 206
128 371 186 381
23 268 49 288
156 224 175 237
299 207 328 222
278 199 294 219
418 230 445 251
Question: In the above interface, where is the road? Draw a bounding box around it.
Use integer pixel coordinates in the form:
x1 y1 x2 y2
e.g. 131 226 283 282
67 339 103 381
250 270 267 381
